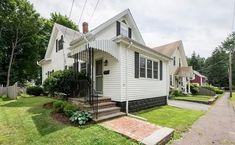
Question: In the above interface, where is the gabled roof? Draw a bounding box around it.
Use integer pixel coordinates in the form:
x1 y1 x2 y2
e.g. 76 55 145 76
152 40 182 57
193 70 207 79
44 23 81 59
71 9 145 46
175 66 193 77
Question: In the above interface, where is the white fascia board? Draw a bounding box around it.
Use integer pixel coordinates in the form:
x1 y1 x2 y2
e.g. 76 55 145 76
114 36 171 61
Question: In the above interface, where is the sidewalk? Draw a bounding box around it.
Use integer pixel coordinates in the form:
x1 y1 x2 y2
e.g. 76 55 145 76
168 100 210 111
172 93 235 145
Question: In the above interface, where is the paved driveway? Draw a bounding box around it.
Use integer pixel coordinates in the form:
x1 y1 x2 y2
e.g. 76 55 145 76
172 93 235 145
168 100 210 111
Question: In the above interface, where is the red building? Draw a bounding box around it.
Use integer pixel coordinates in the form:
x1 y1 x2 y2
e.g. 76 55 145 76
191 70 207 86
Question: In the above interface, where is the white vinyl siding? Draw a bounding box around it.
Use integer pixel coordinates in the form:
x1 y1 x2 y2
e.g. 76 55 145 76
120 45 168 102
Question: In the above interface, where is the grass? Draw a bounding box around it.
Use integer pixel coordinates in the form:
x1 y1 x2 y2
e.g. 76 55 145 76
135 106 205 142
174 95 213 103
231 93 235 101
0 96 138 145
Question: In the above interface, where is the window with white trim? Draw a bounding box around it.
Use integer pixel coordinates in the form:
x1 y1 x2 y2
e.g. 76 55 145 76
173 57 176 66
147 59 152 78
153 61 158 79
120 23 128 37
80 63 87 74
140 57 146 78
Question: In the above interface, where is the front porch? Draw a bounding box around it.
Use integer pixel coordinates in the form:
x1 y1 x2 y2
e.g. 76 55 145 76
68 39 123 121
172 66 193 94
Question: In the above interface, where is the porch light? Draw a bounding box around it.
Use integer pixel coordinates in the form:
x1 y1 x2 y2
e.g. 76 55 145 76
104 60 108 66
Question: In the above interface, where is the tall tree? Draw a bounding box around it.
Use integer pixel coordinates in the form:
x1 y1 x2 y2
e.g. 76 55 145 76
0 0 79 86
0 0 43 86
188 51 205 74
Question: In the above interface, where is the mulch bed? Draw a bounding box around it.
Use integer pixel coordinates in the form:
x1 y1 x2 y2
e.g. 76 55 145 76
42 102 54 109
50 111 71 125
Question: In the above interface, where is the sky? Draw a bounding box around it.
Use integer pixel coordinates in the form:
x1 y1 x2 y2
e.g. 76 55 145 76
28 0 234 58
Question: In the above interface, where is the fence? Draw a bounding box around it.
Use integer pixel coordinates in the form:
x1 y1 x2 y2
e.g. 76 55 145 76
0 82 18 99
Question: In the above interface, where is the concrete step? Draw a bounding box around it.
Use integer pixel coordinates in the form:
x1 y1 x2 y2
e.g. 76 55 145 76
94 112 126 122
96 107 121 117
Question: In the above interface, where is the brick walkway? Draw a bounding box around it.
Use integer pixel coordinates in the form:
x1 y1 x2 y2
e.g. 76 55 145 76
101 116 173 144
173 93 235 145
101 116 161 141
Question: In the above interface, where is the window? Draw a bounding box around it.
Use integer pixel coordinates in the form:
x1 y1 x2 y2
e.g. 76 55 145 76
179 58 181 67
58 35 63 51
140 57 146 78
80 63 87 74
120 23 128 37
147 60 152 78
153 61 158 79
170 75 173 86
173 57 176 66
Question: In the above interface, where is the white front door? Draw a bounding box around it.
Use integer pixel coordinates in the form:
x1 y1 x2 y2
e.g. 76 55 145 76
95 59 103 94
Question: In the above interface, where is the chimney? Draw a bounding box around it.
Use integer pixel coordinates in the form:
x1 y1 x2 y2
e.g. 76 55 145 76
82 22 88 34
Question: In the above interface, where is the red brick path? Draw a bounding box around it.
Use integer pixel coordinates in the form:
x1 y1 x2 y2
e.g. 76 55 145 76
101 116 161 142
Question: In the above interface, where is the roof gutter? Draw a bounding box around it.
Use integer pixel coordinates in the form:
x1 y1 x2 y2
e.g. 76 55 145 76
114 36 172 61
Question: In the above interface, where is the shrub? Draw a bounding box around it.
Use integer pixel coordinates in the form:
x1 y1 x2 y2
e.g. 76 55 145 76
190 84 199 95
201 85 224 94
43 70 88 97
26 86 43 96
172 89 183 96
70 111 92 125
53 100 66 113
63 103 78 117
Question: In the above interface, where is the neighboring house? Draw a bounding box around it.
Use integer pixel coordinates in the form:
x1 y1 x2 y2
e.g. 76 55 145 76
191 70 207 86
153 40 193 94
38 23 81 82
67 9 171 112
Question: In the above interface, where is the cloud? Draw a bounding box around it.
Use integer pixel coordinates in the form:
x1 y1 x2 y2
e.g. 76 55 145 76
29 0 233 57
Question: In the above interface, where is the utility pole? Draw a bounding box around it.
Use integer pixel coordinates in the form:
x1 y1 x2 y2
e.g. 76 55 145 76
229 43 233 98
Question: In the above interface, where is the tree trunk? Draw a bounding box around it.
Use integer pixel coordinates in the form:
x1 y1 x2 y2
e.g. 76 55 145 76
6 42 16 87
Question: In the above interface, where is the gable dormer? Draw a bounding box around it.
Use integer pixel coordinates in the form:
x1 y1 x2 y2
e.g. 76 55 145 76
116 19 132 39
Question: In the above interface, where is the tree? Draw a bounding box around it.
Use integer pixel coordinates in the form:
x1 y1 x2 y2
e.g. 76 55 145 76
0 0 43 86
0 0 79 86
187 51 205 74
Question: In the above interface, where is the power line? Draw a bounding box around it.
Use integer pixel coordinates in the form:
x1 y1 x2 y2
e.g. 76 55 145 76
62 0 76 67
78 0 88 25
196 58 229 73
88 0 100 23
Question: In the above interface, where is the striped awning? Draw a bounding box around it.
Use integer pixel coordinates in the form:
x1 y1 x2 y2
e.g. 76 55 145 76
69 40 119 61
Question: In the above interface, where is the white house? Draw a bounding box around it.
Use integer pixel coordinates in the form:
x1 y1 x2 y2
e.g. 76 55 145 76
39 9 171 118
153 40 193 94
38 23 81 82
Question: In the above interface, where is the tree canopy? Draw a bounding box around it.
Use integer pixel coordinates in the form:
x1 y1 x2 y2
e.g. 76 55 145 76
0 0 78 86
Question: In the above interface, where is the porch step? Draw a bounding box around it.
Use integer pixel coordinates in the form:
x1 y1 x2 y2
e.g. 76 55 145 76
94 112 126 122
96 107 121 117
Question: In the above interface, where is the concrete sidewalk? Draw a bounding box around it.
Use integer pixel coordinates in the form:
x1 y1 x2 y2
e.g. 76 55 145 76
172 93 235 145
168 100 210 111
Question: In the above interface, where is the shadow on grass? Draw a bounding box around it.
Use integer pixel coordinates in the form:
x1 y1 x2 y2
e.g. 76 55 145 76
0 97 53 107
27 106 67 136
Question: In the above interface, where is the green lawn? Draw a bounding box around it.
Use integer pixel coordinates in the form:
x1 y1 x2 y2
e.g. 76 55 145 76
174 95 213 103
0 96 137 145
135 106 205 142
232 93 235 101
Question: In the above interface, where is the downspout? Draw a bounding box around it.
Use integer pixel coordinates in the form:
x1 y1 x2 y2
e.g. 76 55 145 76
125 41 132 115
125 41 147 121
